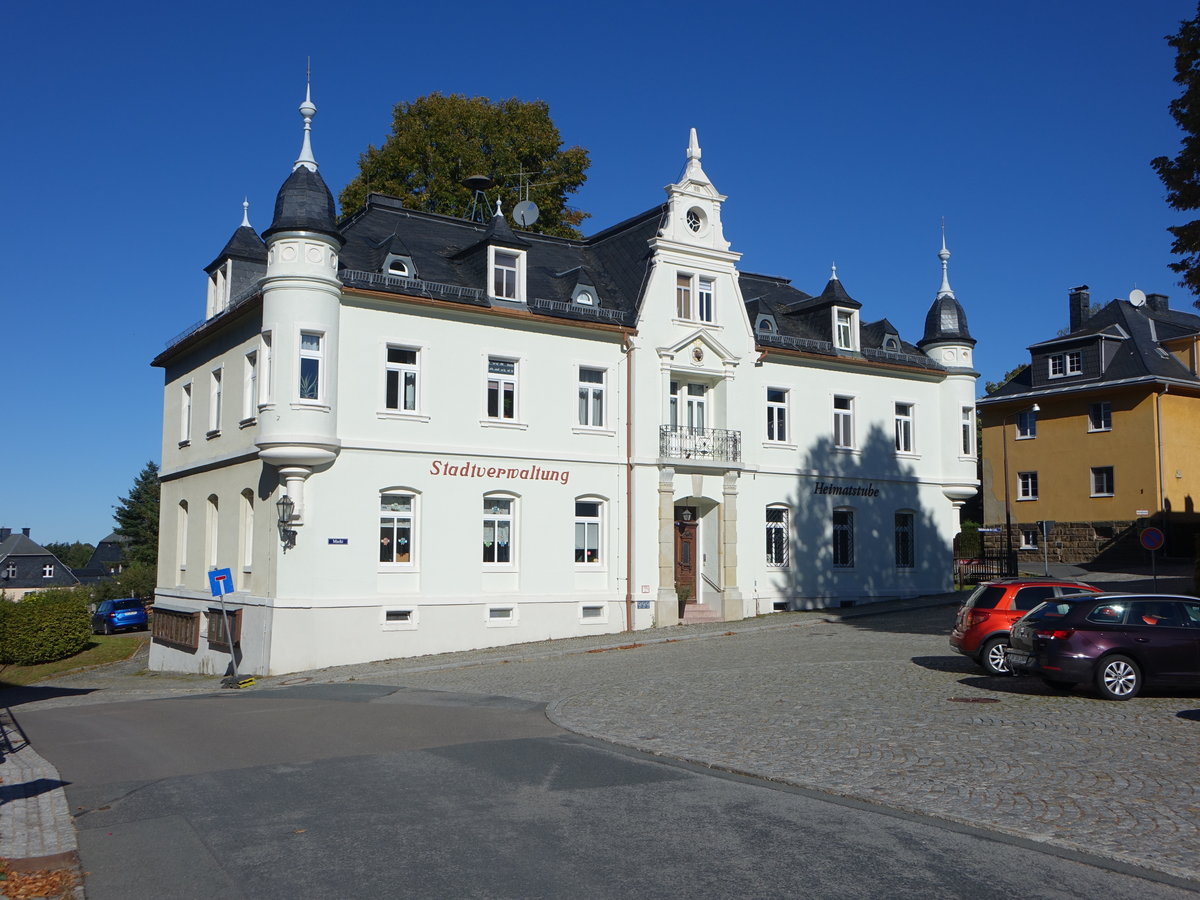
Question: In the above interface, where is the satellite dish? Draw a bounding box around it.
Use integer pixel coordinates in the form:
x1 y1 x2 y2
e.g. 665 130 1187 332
513 200 539 228
1129 289 1147 307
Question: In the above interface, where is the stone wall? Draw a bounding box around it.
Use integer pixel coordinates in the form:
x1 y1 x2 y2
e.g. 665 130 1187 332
983 520 1142 565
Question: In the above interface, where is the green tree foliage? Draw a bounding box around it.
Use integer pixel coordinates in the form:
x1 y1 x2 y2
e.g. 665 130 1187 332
1152 4 1200 304
339 94 591 238
93 562 156 602
114 461 160 567
43 541 95 569
0 588 91 665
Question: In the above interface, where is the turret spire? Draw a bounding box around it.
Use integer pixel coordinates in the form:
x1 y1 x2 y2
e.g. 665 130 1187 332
830 262 839 281
294 68 318 173
683 127 709 183
937 219 955 299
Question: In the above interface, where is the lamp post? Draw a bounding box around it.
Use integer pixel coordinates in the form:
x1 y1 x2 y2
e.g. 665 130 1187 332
1001 403 1039 576
276 494 296 552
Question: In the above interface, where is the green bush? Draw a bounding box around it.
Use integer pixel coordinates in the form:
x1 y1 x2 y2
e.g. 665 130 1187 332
0 587 92 665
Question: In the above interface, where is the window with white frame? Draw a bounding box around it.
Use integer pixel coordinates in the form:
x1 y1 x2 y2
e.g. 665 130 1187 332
180 382 193 445
670 381 707 429
574 500 602 564
490 248 524 301
42 563 54 578
1020 528 1039 550
1018 471 1039 500
240 489 254 576
766 388 788 442
1016 409 1037 439
1088 401 1111 432
961 406 975 456
833 508 855 567
385 346 419 412
834 308 858 350
766 506 789 567
177 500 188 577
379 493 415 564
1066 351 1082 375
206 495 219 569
299 332 323 401
894 402 914 453
1048 351 1082 378
675 274 692 319
486 357 518 420
833 396 854 449
895 511 915 568
482 496 514 564
675 273 715 322
260 332 273 405
208 368 223 434
578 367 605 427
1091 466 1114 497
697 277 714 322
1048 355 1064 378
4 562 15 579
243 351 257 421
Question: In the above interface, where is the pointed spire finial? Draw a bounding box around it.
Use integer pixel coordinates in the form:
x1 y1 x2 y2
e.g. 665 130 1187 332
241 197 251 228
494 198 503 218
937 219 955 299
830 262 839 282
683 127 709 182
294 64 318 173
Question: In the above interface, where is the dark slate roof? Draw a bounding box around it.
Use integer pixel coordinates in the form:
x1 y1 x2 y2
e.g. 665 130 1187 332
919 293 975 349
0 533 49 558
206 224 267 273
263 166 342 244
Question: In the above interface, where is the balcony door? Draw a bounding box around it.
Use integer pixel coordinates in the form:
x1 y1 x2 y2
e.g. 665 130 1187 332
670 381 707 430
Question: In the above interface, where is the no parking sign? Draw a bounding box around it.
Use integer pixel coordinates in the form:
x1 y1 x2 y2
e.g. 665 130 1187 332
1140 527 1165 552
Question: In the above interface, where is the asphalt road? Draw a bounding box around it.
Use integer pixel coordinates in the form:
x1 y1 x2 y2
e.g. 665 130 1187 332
18 680 1199 899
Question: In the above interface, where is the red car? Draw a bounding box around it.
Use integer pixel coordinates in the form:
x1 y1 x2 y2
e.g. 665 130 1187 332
950 579 1099 675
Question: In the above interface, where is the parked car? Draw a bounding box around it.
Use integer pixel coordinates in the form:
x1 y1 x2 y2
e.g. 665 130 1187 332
91 598 148 635
949 578 1100 675
1007 593 1200 700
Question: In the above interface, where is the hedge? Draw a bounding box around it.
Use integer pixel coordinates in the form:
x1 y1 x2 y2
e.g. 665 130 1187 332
0 587 92 666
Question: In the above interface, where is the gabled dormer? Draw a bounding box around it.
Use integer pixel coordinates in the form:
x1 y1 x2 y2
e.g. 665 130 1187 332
205 200 267 319
369 232 417 280
656 129 733 255
782 267 863 353
452 203 533 303
567 267 599 307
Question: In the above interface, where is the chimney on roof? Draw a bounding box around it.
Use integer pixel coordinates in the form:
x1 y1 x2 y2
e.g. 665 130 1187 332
0 528 10 541
1146 292 1169 313
21 528 30 537
1068 285 1091 332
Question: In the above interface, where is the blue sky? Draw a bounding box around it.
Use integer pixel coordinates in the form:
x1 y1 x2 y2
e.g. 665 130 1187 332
3 0 1196 544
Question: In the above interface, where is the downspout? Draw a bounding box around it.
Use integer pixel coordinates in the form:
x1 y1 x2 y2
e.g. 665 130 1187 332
1157 385 1168 529
624 333 635 632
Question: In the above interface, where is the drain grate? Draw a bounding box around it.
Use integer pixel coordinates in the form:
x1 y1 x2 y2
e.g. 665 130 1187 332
947 697 1000 703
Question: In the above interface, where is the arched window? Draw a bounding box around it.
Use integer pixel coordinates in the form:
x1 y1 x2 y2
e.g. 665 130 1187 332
766 505 789 567
574 497 604 565
240 489 255 578
206 495 219 570
483 494 516 565
380 490 417 565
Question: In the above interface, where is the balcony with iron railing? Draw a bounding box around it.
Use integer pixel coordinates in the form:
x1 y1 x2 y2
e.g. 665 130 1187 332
659 426 742 464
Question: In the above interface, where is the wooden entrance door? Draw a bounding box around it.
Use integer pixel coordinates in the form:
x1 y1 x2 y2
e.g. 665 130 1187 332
674 506 698 603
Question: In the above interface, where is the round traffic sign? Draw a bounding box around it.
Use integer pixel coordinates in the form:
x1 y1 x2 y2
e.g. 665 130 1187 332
1140 527 1165 551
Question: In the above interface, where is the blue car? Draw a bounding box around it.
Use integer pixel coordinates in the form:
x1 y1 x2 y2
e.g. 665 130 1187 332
91 598 148 635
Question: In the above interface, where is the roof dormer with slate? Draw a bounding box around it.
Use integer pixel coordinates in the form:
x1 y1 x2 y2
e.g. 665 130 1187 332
205 200 267 319
450 201 535 304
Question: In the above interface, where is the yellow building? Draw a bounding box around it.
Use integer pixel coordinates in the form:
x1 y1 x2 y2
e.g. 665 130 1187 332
979 287 1200 564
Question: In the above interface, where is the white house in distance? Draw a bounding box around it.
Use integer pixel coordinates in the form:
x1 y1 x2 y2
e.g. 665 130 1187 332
150 88 979 676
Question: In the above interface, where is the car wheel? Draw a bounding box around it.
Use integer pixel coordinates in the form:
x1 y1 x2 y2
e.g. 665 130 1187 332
1042 678 1075 690
1095 655 1140 700
102 621 113 636
980 636 1011 676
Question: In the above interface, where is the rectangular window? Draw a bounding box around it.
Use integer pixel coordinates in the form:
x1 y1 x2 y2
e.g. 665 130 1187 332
1020 529 1039 550
835 309 857 350
961 406 975 456
1018 471 1039 500
1016 409 1037 439
895 512 915 568
483 497 514 564
1091 466 1114 497
833 396 854 449
578 368 605 427
894 403 914 453
766 388 788 442
385 346 419 412
1066 351 1082 375
208 368 223 434
42 563 54 578
240 492 254 576
1088 401 1111 432
4 563 15 578
1048 355 1065 378
243 351 257 420
299 332 322 401
676 274 692 319
260 332 273 404
575 501 602 564
697 278 714 323
492 250 521 300
833 509 855 567
180 383 193 445
379 493 415 564
486 357 517 420
766 507 788 567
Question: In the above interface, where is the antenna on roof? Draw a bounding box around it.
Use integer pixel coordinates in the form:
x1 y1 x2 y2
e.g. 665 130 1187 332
463 174 494 223
507 169 540 228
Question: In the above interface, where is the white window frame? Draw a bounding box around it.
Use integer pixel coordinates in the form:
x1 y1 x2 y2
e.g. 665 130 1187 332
766 505 789 568
1016 409 1037 440
1066 351 1083 375
1048 354 1065 378
574 498 603 567
381 606 419 631
961 406 975 457
1091 466 1114 498
208 367 223 436
577 367 606 428
485 604 519 627
1020 529 1039 550
259 331 274 406
578 602 609 624
180 382 193 446
1018 471 1038 501
385 345 420 414
177 500 188 578
895 511 915 569
894 402 914 454
42 563 54 578
379 491 417 567
482 494 516 567
766 388 788 443
488 247 525 302
485 357 519 422
675 272 715 323
240 489 254 577
833 395 855 449
4 562 15 578
242 351 258 423
1088 401 1112 432
832 508 855 568
697 277 714 323
206 495 219 570
834 308 858 351
298 331 324 402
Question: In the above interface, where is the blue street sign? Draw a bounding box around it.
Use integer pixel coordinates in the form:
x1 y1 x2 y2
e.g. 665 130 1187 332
1140 527 1165 552
208 568 235 597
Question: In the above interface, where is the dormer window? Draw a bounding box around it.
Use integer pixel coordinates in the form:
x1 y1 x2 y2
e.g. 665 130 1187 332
1048 350 1083 378
575 290 594 306
834 308 858 351
489 247 525 302
883 334 900 351
207 261 231 318
388 259 409 276
756 315 776 333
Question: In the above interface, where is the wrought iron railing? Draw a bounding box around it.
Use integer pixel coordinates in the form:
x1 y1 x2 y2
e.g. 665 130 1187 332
659 426 742 463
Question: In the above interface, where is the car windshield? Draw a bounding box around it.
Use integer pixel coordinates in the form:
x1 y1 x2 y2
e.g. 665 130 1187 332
112 599 142 611
963 585 1005 610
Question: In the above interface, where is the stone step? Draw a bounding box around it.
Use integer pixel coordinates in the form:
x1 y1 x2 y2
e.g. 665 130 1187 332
681 603 723 624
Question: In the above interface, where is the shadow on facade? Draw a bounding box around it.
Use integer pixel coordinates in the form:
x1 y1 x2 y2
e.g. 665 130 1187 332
772 424 953 609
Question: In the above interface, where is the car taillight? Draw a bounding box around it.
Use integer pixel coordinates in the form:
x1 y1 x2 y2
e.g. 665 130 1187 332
1035 629 1074 640
968 611 989 626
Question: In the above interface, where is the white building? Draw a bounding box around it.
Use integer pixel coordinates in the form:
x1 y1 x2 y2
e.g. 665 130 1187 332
150 90 979 676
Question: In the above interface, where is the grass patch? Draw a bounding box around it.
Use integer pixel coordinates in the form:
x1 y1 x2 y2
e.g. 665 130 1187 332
0 632 148 686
